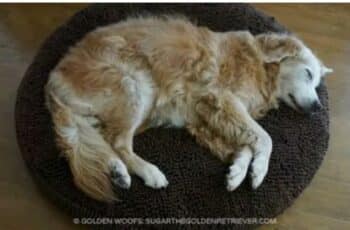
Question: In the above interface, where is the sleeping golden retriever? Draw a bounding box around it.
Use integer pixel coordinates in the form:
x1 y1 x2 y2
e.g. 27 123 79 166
45 15 333 201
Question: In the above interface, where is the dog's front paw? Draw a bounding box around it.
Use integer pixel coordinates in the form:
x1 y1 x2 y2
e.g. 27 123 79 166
250 133 272 189
226 146 252 191
226 164 249 191
141 163 169 189
110 158 131 189
250 154 269 189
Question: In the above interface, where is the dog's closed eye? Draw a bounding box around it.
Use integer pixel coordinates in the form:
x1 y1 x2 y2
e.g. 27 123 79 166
305 68 313 81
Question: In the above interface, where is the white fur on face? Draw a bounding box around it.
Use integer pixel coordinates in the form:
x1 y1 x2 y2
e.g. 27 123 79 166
278 46 332 113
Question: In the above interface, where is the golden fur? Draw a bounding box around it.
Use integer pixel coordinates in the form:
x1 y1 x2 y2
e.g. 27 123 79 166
45 16 327 201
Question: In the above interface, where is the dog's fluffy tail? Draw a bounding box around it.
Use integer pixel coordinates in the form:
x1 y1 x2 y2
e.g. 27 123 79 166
47 93 117 201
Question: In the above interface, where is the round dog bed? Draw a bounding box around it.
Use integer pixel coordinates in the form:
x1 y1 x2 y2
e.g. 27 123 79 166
15 4 329 229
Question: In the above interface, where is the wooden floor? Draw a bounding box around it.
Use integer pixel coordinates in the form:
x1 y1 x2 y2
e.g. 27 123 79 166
0 4 349 230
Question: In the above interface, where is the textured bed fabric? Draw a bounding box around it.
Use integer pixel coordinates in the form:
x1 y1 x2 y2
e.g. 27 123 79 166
15 4 329 230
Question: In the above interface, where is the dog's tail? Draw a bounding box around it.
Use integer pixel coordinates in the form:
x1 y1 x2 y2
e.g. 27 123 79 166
47 92 117 201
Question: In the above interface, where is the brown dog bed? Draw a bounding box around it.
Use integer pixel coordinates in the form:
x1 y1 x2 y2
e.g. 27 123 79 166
15 4 329 230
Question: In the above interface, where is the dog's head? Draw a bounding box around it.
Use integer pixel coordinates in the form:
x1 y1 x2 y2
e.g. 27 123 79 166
257 33 333 114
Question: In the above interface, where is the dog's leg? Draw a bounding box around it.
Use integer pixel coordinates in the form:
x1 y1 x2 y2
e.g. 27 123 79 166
102 105 168 189
226 146 253 191
193 91 272 189
95 70 168 189
248 128 273 189
112 130 169 189
188 124 254 190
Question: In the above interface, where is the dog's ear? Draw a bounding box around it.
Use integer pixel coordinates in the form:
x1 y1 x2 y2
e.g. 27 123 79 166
256 33 302 63
321 65 333 77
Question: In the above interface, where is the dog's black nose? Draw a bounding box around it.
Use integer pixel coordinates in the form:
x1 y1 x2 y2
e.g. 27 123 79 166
309 101 323 113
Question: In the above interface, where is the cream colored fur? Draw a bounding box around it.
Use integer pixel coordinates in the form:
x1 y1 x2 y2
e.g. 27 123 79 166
45 15 332 201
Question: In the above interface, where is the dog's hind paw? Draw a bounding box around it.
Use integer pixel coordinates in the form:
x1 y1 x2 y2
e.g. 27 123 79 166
141 163 169 189
110 159 131 189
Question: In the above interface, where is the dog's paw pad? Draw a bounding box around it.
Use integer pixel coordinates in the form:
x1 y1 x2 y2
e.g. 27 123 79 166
250 157 269 189
226 164 248 191
142 164 168 189
110 159 131 189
